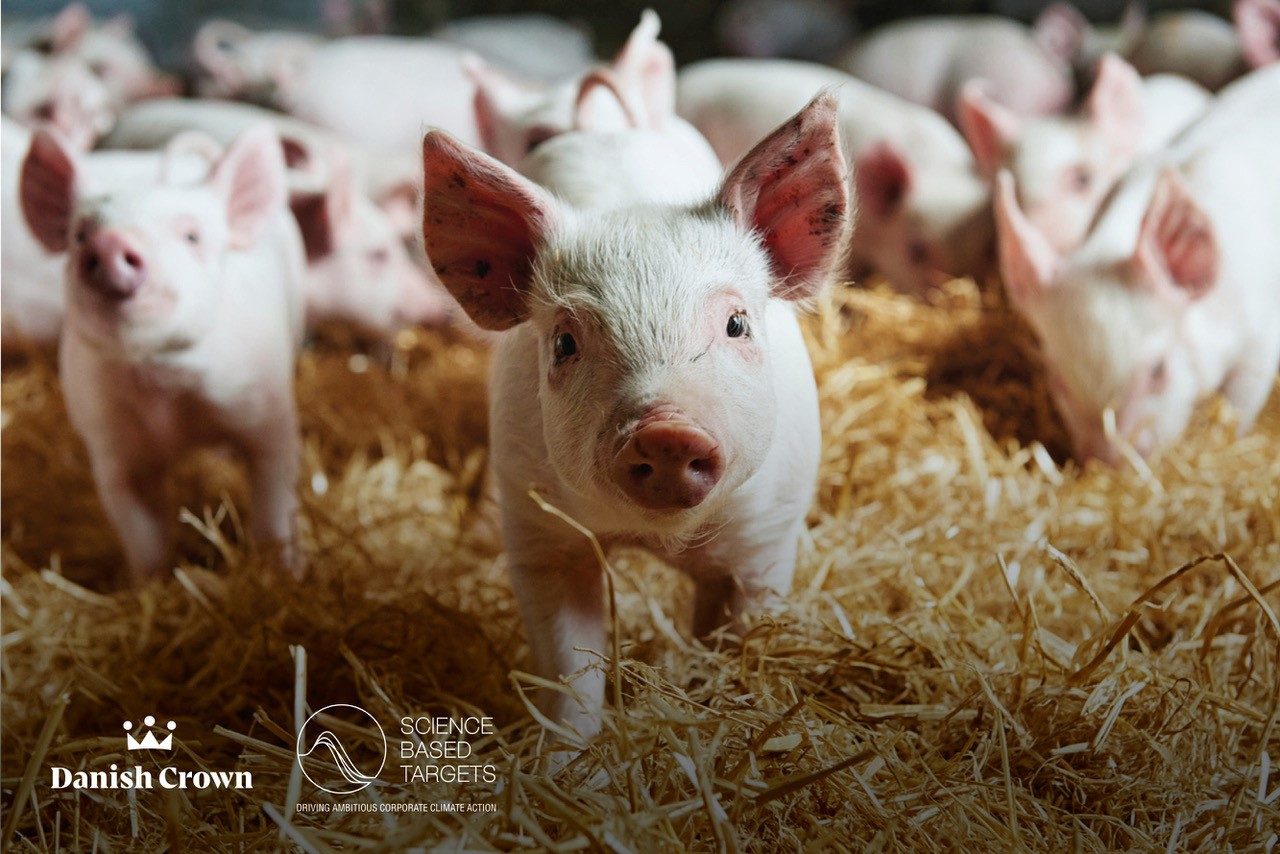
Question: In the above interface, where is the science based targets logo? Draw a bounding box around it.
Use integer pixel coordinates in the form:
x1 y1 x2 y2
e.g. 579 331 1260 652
296 704 387 795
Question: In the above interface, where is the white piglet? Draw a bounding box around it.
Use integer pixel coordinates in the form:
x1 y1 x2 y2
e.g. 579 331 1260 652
994 67 1280 464
961 54 1210 253
20 125 308 582
420 96 849 741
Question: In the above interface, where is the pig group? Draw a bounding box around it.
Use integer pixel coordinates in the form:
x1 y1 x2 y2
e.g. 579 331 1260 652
3 3 1278 762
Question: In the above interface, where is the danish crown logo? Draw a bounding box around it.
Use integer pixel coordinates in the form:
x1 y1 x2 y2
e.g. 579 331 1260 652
296 704 387 795
124 716 176 751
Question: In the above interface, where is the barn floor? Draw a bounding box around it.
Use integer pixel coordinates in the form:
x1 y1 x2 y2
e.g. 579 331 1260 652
2 281 1278 852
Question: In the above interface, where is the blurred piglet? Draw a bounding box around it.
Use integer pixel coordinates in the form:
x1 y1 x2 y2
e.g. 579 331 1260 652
421 95 849 739
835 4 1087 124
1 49 115 150
464 10 682 168
1235 0 1280 69
432 13 596 81
1 118 225 349
102 99 450 336
3 3 178 103
20 126 308 581
679 58 991 296
191 20 478 150
994 66 1280 464
1128 9 1244 89
960 54 1210 253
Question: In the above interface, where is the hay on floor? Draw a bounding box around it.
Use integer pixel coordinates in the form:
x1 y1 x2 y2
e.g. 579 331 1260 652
2 280 1278 852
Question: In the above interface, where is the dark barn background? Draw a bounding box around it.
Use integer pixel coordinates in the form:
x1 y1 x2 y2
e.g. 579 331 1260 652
0 0 1242 69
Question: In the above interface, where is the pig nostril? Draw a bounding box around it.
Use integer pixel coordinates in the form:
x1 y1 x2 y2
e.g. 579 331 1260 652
33 102 56 121
689 458 708 473
631 463 653 479
85 255 100 273
123 251 142 270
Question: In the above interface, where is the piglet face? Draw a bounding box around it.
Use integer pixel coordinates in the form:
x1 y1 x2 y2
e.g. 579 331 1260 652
1031 279 1195 463
996 168 1219 463
528 210 779 529
78 19 178 102
192 20 317 105
21 125 288 351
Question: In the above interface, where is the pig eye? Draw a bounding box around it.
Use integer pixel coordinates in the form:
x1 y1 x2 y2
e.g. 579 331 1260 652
553 331 578 362
367 248 390 265
726 312 749 338
184 229 200 245
1069 165 1092 191
89 61 111 78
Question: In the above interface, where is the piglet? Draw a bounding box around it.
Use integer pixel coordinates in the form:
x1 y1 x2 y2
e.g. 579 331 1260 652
993 66 1280 463
421 95 849 740
4 3 177 104
2 49 115 150
20 125 308 581
960 54 1210 253
835 4 1086 124
1128 10 1245 90
192 21 478 151
678 58 991 296
432 14 596 81
101 98 451 336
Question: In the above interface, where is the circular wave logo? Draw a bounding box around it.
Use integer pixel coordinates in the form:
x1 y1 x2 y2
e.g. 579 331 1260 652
296 704 387 795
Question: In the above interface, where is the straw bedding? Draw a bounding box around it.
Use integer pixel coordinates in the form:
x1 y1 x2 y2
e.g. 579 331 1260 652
2 280 1277 852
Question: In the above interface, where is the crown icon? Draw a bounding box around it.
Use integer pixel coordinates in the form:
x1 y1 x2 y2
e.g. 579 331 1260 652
124 716 176 751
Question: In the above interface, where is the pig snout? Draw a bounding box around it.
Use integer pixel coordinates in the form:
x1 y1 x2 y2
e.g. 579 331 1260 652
612 414 724 511
78 230 147 299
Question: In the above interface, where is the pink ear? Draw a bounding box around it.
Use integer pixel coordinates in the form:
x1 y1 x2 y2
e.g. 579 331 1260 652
1034 2 1088 61
51 3 90 52
574 70 639 132
717 92 849 301
20 130 78 253
1235 0 1280 68
1086 54 1144 157
993 171 1061 306
212 125 288 250
957 81 1021 180
612 9 676 128
1134 169 1218 301
854 142 913 220
289 151 355 263
462 53 522 156
421 131 557 330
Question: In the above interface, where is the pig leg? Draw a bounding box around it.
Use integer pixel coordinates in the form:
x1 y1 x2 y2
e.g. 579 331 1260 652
241 409 304 577
90 455 173 583
684 519 803 641
505 524 606 742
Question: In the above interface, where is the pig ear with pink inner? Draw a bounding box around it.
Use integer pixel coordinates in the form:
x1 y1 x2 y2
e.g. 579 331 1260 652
1234 0 1280 68
854 141 914 220
290 149 357 263
958 81 1021 180
1133 168 1219 302
1086 54 1144 158
993 170 1062 307
717 92 849 301
462 53 537 156
211 124 289 250
612 9 677 128
420 131 557 330
19 130 79 253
